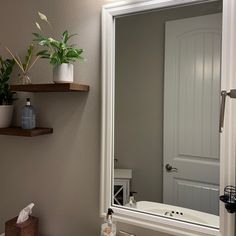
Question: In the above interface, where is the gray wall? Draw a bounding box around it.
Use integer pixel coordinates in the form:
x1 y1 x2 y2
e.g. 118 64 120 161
0 1 101 235
0 1 232 236
115 2 221 203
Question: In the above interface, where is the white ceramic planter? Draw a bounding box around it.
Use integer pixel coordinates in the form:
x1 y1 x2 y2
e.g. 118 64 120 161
53 63 74 83
0 105 14 128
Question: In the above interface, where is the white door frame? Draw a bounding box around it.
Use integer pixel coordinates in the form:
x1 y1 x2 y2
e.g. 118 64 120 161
100 1 236 236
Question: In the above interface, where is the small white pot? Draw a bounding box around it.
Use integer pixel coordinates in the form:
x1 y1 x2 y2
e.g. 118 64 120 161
53 63 74 83
0 105 14 128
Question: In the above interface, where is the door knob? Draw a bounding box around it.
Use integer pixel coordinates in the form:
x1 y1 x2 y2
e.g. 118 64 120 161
165 164 178 172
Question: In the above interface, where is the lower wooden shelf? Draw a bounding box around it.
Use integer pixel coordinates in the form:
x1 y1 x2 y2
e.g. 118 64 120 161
0 127 53 137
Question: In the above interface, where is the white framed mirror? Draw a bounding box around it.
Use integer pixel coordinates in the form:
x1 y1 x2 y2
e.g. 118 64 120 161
101 0 236 235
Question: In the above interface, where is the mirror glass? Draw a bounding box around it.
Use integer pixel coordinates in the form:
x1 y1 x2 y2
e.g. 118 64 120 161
113 0 222 229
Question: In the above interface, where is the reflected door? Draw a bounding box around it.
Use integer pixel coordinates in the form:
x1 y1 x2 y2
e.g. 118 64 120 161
163 14 222 215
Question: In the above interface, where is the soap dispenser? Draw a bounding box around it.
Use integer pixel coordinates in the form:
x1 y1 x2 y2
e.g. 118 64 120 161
101 208 116 236
126 192 137 208
21 98 36 129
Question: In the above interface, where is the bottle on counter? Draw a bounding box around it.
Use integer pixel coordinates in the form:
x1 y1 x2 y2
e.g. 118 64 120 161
101 208 116 236
21 98 36 129
125 191 137 208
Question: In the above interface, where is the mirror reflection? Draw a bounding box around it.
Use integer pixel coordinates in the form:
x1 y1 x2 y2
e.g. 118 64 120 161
113 1 222 229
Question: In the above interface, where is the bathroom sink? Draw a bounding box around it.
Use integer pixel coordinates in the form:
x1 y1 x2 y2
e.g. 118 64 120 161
136 201 219 228
114 169 132 179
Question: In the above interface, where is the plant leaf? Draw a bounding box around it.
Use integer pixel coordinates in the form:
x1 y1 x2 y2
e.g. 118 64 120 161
24 43 34 71
37 50 50 57
62 30 69 44
68 33 78 41
0 57 15 105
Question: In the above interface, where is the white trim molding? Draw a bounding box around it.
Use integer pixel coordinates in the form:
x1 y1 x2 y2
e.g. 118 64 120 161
101 0 236 236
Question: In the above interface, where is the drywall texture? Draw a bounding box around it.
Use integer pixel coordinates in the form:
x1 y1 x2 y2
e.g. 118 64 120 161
0 1 102 236
115 2 221 203
0 1 231 236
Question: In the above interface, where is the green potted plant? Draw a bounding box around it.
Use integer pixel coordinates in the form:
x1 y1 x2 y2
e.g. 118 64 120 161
33 12 84 83
0 57 15 128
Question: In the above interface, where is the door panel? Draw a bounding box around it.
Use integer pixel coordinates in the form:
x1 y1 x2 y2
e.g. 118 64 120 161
163 14 221 215
174 179 219 215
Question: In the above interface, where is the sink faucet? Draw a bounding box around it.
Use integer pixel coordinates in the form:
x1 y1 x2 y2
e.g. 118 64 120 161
164 211 173 217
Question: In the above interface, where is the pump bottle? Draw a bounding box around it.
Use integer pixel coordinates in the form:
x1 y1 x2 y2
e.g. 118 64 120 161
21 98 36 129
101 208 116 236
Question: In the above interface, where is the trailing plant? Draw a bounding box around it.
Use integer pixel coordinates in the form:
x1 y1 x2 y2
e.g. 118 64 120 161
0 57 15 105
6 43 39 83
33 12 84 66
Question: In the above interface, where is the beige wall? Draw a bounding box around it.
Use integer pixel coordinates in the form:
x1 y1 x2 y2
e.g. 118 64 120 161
0 1 102 235
115 2 221 203
0 1 233 236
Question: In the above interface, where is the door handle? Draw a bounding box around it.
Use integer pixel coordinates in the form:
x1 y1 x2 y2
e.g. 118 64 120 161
219 91 227 133
165 164 178 172
220 89 236 133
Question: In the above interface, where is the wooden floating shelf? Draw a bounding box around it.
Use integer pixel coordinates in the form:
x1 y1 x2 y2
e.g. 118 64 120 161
0 127 53 137
10 83 89 93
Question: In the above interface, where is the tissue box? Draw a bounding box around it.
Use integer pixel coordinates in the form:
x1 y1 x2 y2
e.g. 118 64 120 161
5 216 39 236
